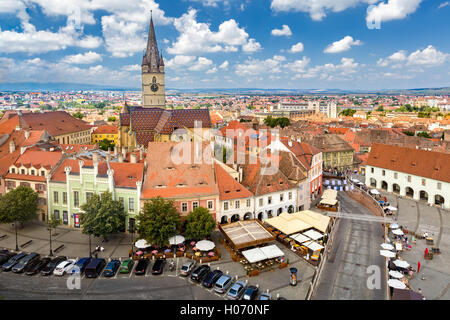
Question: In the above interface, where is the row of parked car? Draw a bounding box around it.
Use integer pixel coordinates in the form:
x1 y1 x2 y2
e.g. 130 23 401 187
181 261 279 300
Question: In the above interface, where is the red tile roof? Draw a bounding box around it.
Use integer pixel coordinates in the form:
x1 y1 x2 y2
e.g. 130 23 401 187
215 163 253 200
367 143 450 183
93 125 118 135
14 150 63 169
4 173 46 182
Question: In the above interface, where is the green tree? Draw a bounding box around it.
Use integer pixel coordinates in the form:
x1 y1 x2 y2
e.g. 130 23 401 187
339 109 357 117
376 106 384 112
403 131 415 136
136 197 181 248
277 117 290 128
73 111 84 119
0 186 38 250
183 207 216 240
417 132 432 138
80 192 126 241
107 116 116 122
99 138 115 151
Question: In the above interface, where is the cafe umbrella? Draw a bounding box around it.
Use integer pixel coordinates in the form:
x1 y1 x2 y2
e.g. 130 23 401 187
381 243 395 250
196 240 215 251
380 250 396 258
389 270 405 279
388 279 407 289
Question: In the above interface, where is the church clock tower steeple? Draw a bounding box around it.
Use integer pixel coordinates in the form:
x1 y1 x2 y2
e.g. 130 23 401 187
142 12 165 108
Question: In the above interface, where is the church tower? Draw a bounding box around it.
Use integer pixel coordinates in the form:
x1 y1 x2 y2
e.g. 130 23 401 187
142 13 165 108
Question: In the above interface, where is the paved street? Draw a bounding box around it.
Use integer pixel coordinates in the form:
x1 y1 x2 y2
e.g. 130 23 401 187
312 191 387 300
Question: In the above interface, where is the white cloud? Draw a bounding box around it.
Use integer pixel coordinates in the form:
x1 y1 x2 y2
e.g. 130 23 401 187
407 45 448 66
190 0 227 7
295 57 359 80
270 0 377 21
289 42 304 53
377 50 407 67
286 56 310 73
61 51 102 64
167 9 259 55
271 25 292 37
206 67 218 74
242 38 262 53
166 55 197 69
188 57 214 71
219 61 229 70
324 36 362 53
121 64 141 72
235 55 287 76
366 0 422 24
438 2 449 9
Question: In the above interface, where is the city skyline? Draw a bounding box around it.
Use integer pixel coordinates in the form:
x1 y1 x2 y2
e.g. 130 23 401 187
0 0 449 90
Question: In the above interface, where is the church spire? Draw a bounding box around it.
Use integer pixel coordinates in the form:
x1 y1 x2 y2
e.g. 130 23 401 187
143 10 161 73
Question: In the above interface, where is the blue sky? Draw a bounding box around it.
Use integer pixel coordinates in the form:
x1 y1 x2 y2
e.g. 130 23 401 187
0 0 449 90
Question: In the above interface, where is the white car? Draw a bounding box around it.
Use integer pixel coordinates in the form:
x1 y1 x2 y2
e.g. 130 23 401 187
53 259 76 276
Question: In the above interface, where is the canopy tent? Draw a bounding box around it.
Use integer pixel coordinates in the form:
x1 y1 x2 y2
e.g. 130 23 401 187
393 259 410 269
380 250 396 258
241 245 285 263
264 214 312 235
259 245 285 259
290 233 311 244
370 189 380 195
168 235 185 246
135 239 151 249
380 243 395 250
303 240 324 252
196 240 215 251
219 220 275 250
389 270 405 279
388 279 407 289
387 206 398 211
392 229 404 236
303 229 324 241
395 243 403 251
319 198 338 206
293 210 331 233
322 189 337 200
389 223 399 229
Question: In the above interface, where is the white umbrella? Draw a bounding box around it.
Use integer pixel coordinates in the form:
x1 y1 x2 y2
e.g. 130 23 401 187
380 250 396 258
387 206 398 211
135 239 151 249
390 223 399 229
389 270 404 279
393 259 410 268
392 229 404 236
168 235 185 245
196 240 215 251
381 243 395 250
388 279 407 289
370 189 380 195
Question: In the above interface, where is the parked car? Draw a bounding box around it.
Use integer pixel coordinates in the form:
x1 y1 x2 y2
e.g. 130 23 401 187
2 252 27 271
191 265 210 282
53 259 77 276
41 256 67 276
180 261 196 276
134 258 149 275
258 293 272 300
12 252 40 273
242 285 259 300
151 258 165 275
25 257 51 275
214 274 233 294
103 260 121 277
85 258 106 278
227 281 246 300
0 251 16 265
202 269 223 288
119 259 134 274
71 257 91 275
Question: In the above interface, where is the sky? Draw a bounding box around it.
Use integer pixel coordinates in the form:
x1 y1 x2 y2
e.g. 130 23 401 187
0 0 449 90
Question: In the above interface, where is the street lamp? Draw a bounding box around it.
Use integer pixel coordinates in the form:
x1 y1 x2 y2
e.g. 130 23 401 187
48 227 53 256
14 221 19 251
129 220 135 257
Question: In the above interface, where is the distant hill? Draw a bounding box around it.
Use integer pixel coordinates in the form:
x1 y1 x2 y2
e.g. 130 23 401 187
0 83 449 95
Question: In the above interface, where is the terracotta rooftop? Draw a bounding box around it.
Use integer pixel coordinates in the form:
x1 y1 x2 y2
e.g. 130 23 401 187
367 143 450 183
93 125 118 135
215 163 253 201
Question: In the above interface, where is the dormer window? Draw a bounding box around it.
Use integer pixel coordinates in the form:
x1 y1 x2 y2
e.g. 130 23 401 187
176 183 186 187
31 170 35 175
21 169 25 174
10 168 15 174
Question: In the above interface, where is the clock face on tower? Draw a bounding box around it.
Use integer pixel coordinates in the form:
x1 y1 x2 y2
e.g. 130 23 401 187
151 83 159 92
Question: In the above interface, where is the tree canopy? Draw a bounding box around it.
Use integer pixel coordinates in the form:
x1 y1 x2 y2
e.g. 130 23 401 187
80 192 126 240
339 109 357 117
264 116 290 128
0 186 38 224
183 207 216 240
99 138 115 151
136 197 181 248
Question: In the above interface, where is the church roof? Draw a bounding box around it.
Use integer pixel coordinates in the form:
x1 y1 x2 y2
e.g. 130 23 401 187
143 15 162 72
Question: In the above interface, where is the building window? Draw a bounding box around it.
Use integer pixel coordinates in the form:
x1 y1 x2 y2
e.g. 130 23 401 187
422 179 426 186
288 192 292 200
437 182 441 190
31 170 35 175
394 172 398 179
41 171 45 176
193 202 198 210
246 199 251 207
54 210 60 220
10 168 15 174
86 192 93 201
182 202 188 212
21 169 25 174
224 202 229 211
407 176 411 182
38 197 46 206
129 198 134 212
20 182 30 187
119 197 125 210
54 191 58 204
268 196 272 205
280 194 284 202
207 200 213 210
235 200 240 209
371 167 374 174
73 191 79 207
259 198 263 207
382 170 385 176
62 192 67 205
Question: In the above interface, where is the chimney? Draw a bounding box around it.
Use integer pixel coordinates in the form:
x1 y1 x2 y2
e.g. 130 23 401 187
139 149 143 161
92 152 99 163
130 153 137 163
24 130 30 139
118 154 124 163
288 140 293 147
122 146 127 160
9 141 15 153
238 167 243 183
114 146 118 155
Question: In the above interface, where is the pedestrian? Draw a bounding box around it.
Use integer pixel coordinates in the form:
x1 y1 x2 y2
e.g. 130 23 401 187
424 247 428 259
